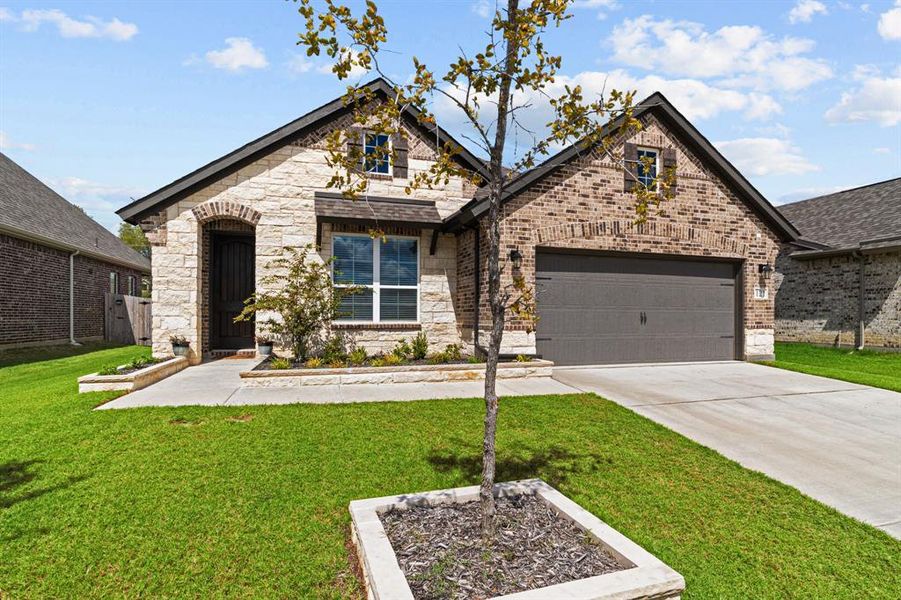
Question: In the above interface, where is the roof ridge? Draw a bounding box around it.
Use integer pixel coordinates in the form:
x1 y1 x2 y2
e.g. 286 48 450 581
781 177 901 207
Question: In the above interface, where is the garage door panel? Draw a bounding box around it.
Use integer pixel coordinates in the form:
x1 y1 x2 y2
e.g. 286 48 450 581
536 252 738 365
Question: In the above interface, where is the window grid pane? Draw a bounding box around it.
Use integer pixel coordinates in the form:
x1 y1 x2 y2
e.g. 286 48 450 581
337 288 373 321
380 238 418 286
637 149 657 188
364 133 390 174
333 236 373 285
380 288 417 321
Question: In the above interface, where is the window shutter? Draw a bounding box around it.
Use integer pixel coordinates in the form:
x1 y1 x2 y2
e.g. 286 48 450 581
393 132 408 179
662 147 677 195
347 127 364 170
623 142 638 192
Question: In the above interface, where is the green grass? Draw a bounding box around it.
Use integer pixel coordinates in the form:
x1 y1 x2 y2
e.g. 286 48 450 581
1 344 898 598
767 342 901 392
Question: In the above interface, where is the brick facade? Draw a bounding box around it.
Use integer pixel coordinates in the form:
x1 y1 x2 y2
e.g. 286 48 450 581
458 114 781 358
0 232 145 348
143 103 786 362
775 249 901 348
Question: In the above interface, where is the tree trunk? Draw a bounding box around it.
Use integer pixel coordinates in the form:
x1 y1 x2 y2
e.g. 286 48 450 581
480 0 521 542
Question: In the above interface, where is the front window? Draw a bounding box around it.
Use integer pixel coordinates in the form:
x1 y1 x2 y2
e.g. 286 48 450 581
333 234 419 322
127 275 137 296
363 132 391 175
637 148 658 190
109 272 119 294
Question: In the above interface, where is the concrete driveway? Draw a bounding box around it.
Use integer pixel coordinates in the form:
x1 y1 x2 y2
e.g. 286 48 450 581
553 361 901 538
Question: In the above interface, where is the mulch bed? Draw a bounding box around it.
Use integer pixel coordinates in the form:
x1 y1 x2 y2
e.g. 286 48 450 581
381 495 626 599
252 357 490 371
111 358 164 375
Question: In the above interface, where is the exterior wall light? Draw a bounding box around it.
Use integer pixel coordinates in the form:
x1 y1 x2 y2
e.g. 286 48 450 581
758 263 773 276
509 248 523 270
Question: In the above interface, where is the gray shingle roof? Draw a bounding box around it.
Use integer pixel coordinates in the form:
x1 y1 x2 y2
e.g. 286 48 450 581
0 152 151 272
314 192 442 227
778 178 901 249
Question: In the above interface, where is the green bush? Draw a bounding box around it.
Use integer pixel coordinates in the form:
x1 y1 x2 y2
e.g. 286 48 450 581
326 359 345 368
427 352 448 365
467 355 484 364
391 338 412 359
515 354 532 363
269 357 292 370
347 346 368 366
97 364 121 376
411 332 429 360
304 357 323 369
369 355 386 368
321 334 347 364
383 353 405 366
444 344 462 361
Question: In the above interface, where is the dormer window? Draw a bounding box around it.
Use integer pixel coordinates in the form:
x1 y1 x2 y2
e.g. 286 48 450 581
363 131 391 175
637 148 658 190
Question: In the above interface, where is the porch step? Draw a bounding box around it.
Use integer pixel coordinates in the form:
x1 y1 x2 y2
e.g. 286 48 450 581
209 348 256 359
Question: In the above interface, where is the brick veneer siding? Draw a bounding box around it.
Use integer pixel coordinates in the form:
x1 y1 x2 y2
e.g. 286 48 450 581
144 112 477 361
775 249 901 348
0 232 144 347
459 114 781 358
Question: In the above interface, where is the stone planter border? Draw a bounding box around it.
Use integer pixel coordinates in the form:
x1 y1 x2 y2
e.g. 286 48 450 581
78 356 189 394
350 479 684 600
239 359 554 387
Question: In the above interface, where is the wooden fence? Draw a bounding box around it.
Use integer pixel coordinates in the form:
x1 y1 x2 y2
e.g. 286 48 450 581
104 293 152 346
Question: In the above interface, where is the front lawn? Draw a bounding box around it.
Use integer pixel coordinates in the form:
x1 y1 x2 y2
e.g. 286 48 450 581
1 345 898 598
769 342 901 392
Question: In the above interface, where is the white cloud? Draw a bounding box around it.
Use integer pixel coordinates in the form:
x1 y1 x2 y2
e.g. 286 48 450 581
788 0 828 24
714 137 820 176
472 0 492 19
205 37 268 72
608 15 832 91
5 9 138 41
873 147 892 154
573 0 619 19
48 177 145 232
878 0 901 40
316 49 369 78
0 131 36 151
775 185 849 204
287 54 314 74
825 67 901 126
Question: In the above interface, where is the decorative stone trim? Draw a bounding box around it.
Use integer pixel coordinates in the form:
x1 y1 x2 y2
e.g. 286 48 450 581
78 356 189 394
333 322 422 331
239 359 554 388
535 219 748 256
350 479 685 600
192 200 262 226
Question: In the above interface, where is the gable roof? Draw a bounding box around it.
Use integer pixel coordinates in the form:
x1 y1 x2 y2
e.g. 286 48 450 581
777 178 901 249
117 78 490 224
443 92 800 242
0 152 151 273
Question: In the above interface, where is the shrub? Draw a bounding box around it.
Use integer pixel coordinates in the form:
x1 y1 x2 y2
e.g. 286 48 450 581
169 335 189 346
411 331 429 360
304 357 323 369
347 346 368 366
129 356 155 370
444 344 462 361
97 364 120 376
383 353 405 366
369 355 386 368
327 359 346 368
321 333 348 364
234 245 359 361
515 354 532 363
269 357 292 370
426 352 448 365
391 338 412 359
467 355 484 364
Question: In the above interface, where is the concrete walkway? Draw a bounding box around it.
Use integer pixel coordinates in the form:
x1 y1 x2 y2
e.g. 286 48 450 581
553 361 901 538
97 357 578 410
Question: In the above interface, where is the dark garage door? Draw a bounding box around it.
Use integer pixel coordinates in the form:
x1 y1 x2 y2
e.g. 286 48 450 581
536 252 739 365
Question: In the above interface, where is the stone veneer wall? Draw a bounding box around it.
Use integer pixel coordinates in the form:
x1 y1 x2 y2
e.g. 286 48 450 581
458 114 781 359
775 249 901 348
144 113 476 361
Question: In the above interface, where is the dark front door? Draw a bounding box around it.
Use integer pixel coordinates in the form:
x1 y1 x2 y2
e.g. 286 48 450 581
211 233 255 349
536 251 739 365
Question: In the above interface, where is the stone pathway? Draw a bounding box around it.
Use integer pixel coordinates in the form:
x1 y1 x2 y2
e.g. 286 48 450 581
96 357 578 410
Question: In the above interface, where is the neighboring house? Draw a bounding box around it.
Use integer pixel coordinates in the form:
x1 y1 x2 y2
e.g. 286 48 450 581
117 78 798 365
0 153 151 349
775 178 901 349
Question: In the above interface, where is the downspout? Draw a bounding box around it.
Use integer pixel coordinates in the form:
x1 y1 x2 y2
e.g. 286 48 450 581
473 225 482 355
853 250 865 350
69 250 82 346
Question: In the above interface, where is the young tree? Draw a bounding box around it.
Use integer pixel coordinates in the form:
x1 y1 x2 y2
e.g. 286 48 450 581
234 245 357 360
296 0 675 539
118 222 151 258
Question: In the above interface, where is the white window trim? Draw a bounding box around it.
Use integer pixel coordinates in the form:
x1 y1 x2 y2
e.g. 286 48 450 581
332 232 420 324
636 146 660 190
362 130 393 176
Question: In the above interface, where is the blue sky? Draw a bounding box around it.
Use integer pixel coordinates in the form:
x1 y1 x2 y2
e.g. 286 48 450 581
1 0 899 232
